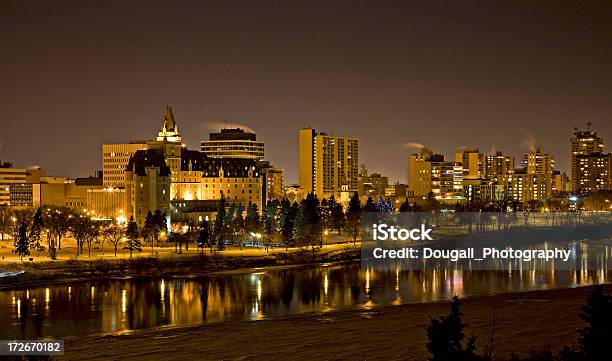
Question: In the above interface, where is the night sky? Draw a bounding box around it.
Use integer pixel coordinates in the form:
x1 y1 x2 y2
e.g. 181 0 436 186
1 0 611 184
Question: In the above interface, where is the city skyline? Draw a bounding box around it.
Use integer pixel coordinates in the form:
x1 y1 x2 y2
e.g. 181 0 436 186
2 0 612 183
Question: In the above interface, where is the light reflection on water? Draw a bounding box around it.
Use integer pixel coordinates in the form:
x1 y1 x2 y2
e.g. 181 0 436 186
0 262 610 338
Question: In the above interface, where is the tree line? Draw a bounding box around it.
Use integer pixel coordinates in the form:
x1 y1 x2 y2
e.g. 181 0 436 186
0 206 166 260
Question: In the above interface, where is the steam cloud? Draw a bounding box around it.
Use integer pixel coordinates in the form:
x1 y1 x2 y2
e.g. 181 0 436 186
207 122 256 134
402 142 425 150
521 132 537 153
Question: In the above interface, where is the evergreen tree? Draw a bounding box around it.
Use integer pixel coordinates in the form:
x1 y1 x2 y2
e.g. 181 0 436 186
279 199 297 250
152 210 166 247
198 219 210 253
213 198 227 248
225 204 236 236
15 221 30 261
29 208 44 254
321 198 332 231
262 200 278 251
426 296 482 361
346 192 361 244
125 216 141 258
245 202 262 243
293 193 321 253
232 204 245 248
330 197 345 234
363 196 377 212
142 211 154 249
578 285 612 360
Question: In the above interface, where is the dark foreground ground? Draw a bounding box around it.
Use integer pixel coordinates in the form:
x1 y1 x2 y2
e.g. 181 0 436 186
59 284 609 361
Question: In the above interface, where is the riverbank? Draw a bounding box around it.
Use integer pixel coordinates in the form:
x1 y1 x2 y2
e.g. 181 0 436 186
0 243 360 290
59 284 608 360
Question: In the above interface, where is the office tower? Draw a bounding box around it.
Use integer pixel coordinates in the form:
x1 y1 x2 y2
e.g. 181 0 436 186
102 142 147 188
408 148 463 201
455 148 483 179
571 127 604 191
0 162 27 205
298 128 358 197
201 128 264 160
0 163 46 205
522 146 555 197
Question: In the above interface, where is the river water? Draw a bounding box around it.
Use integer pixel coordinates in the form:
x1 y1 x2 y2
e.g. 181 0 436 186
0 261 609 339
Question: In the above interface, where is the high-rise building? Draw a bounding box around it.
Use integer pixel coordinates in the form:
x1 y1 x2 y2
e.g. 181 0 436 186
571 128 604 191
102 142 147 188
200 128 264 160
522 147 555 197
508 169 548 203
455 148 483 179
575 153 611 193
408 148 463 201
483 151 514 183
298 128 358 197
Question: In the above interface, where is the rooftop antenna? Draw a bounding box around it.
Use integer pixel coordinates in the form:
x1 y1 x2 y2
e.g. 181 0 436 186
587 122 592 131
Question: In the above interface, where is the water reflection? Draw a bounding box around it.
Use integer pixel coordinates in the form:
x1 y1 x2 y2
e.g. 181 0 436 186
0 263 610 338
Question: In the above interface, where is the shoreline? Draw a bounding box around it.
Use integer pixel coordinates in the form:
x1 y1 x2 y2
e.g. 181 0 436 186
0 244 360 290
60 284 610 360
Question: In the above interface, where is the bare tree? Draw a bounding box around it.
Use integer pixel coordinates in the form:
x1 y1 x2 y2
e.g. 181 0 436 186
102 223 126 257
0 206 13 241
43 206 74 257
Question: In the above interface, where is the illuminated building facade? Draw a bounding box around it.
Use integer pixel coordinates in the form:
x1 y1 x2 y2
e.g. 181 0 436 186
124 149 171 226
508 169 547 203
455 148 483 179
102 142 147 188
522 147 555 197
483 151 514 183
575 153 611 193
299 128 359 197
571 128 604 192
408 148 463 201
201 128 264 160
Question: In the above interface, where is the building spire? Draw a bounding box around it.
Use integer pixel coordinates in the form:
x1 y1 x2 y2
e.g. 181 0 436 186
161 105 178 133
156 105 181 142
